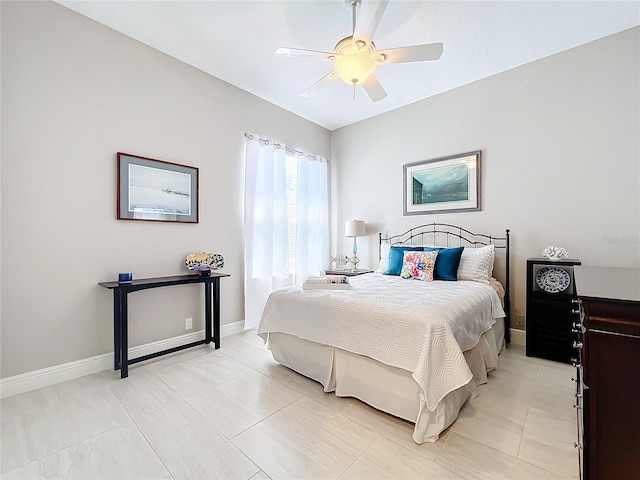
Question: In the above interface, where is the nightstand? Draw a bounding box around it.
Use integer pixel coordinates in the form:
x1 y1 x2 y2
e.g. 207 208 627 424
324 269 373 277
526 257 581 363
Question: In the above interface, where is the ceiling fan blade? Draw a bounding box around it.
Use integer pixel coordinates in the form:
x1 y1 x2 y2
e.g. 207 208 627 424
353 0 389 43
275 47 335 61
378 43 444 64
362 74 387 102
301 72 337 98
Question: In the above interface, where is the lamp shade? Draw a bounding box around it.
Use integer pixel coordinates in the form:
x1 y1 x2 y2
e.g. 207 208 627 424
334 53 375 85
345 220 366 237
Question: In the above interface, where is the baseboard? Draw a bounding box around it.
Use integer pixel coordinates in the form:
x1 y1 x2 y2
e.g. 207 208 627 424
0 320 246 399
220 320 245 337
510 328 526 346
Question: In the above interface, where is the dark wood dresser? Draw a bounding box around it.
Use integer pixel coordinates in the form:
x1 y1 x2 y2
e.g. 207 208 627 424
573 266 640 480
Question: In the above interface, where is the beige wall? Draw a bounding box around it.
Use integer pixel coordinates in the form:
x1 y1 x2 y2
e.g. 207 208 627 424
1 1 330 378
331 27 640 325
2 1 638 379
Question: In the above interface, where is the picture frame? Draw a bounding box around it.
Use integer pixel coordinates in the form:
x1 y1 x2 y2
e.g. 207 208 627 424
117 152 199 223
403 150 481 216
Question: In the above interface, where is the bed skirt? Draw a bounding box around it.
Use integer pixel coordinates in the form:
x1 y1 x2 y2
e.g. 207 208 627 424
267 319 504 444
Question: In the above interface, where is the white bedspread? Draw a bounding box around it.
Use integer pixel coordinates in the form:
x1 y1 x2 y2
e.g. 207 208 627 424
258 273 505 411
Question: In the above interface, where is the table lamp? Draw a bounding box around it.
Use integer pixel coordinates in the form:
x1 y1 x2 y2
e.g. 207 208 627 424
345 220 366 271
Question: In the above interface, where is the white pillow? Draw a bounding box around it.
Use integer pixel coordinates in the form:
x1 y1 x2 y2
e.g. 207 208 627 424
377 242 391 273
457 245 495 284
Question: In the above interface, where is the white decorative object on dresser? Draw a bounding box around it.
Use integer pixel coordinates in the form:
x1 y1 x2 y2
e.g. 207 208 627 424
541 245 570 261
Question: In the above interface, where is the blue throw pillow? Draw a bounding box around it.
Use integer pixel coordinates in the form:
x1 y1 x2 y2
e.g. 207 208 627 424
423 246 464 281
385 246 423 276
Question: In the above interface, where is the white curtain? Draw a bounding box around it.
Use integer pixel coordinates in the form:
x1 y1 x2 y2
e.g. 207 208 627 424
244 137 289 330
295 155 329 284
243 135 329 330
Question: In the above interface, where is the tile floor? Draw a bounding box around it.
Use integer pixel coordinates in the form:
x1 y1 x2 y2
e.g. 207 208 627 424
1 331 579 479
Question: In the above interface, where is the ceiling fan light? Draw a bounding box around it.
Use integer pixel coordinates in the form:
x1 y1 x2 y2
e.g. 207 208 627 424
334 52 375 85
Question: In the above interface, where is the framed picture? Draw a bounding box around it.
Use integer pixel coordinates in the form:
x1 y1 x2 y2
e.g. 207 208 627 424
403 150 481 216
117 152 199 223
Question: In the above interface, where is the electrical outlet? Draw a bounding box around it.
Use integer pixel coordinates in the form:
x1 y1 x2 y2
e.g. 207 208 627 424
185 317 193 330
514 314 525 329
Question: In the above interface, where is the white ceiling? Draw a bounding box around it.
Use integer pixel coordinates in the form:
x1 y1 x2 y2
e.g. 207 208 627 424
55 1 639 131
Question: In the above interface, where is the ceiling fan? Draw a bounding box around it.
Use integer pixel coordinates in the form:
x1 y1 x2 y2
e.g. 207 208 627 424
275 0 443 102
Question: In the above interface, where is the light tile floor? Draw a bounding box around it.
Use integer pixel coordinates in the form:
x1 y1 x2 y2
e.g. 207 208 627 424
1 331 579 479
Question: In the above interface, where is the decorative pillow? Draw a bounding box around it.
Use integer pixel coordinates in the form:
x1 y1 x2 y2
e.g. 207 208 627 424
400 250 439 281
385 246 424 276
376 242 391 273
423 246 464 281
457 245 495 284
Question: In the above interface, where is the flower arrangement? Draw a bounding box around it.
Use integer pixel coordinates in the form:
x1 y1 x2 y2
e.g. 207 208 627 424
541 245 569 261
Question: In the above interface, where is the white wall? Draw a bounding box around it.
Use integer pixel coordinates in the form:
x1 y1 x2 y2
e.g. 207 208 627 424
1 1 330 378
331 27 640 324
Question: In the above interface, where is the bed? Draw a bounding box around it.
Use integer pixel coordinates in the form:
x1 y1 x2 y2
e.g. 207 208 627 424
257 223 511 443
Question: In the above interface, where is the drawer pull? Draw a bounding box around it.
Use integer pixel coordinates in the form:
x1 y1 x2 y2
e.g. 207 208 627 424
572 308 581 315
571 298 580 304
573 341 583 349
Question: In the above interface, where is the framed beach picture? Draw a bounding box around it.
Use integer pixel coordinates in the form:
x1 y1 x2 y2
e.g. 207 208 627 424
403 151 481 216
117 152 199 223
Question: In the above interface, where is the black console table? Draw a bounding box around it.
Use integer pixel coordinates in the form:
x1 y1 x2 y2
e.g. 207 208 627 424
99 273 229 378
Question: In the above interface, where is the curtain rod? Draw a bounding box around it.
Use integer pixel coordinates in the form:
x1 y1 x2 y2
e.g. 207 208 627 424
244 133 329 162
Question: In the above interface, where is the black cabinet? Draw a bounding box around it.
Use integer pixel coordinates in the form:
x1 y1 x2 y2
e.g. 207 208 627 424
526 258 581 363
